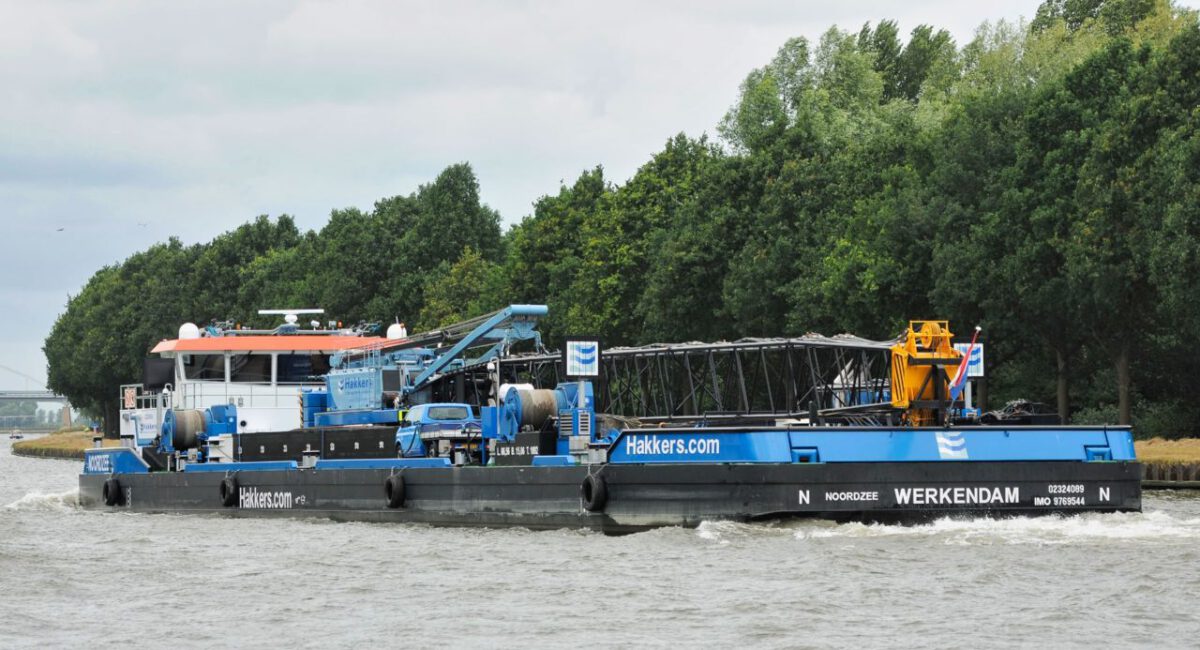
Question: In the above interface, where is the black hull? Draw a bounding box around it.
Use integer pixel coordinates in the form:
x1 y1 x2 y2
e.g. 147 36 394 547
79 461 1142 534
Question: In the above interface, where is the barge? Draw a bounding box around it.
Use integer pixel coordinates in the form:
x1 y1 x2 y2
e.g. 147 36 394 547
78 306 1140 533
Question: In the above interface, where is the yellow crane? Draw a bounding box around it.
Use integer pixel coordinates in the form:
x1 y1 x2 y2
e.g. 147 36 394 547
889 320 965 426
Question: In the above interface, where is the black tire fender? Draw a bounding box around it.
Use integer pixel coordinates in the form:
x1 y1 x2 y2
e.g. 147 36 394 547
102 478 122 506
581 474 607 512
385 473 406 509
220 477 238 507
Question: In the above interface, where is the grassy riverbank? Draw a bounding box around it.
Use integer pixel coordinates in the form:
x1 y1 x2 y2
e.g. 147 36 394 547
1136 438 1200 483
1134 438 1200 463
11 427 116 460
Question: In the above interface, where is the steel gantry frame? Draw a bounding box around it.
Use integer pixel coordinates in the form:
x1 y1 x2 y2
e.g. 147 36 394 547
435 334 900 424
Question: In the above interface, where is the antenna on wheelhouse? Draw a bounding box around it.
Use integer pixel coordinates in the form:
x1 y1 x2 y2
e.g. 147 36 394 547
258 308 325 333
259 308 325 322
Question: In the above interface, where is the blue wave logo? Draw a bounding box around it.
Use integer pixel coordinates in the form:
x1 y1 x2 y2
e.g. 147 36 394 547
570 342 598 368
935 431 969 459
967 346 982 368
574 345 596 364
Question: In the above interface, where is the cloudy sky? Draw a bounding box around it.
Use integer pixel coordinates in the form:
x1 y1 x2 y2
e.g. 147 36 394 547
0 0 1090 390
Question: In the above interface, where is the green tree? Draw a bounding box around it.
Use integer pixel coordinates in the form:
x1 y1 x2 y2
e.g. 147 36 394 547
1033 0 1158 35
564 134 716 344
191 215 301 322
417 247 503 329
503 167 609 343
45 239 199 434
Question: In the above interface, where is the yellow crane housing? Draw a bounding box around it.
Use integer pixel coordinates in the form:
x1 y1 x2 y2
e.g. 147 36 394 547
889 320 964 426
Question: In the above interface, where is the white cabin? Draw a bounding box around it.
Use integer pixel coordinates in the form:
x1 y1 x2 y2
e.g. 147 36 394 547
119 330 383 444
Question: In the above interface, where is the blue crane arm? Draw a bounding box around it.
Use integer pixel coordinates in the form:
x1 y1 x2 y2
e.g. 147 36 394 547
406 304 547 393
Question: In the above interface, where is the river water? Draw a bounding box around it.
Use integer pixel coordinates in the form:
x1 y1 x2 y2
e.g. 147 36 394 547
2 436 1199 649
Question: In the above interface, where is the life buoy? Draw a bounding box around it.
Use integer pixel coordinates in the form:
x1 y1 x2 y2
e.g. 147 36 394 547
385 473 406 509
581 474 607 512
102 478 122 506
220 477 238 507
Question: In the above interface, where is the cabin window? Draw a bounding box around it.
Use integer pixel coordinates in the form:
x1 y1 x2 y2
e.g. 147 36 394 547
183 354 225 381
427 406 470 421
277 354 331 383
229 354 271 383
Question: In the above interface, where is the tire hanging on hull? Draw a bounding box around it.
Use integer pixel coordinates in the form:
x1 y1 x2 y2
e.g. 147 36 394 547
581 474 607 512
384 473 406 509
102 478 122 506
220 477 238 507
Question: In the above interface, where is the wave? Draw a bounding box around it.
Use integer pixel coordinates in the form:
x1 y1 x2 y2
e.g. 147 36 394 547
687 506 1200 545
3 489 80 512
790 510 1200 545
695 519 795 544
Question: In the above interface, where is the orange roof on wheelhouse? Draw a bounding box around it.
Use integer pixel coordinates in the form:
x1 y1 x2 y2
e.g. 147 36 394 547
150 335 385 355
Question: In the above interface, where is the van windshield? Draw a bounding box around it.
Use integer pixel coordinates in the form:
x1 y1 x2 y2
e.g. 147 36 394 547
427 406 470 421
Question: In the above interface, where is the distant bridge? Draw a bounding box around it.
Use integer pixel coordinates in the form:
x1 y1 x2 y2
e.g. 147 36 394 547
0 391 73 431
0 390 68 403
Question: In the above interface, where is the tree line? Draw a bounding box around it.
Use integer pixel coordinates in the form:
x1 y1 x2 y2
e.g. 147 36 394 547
45 0 1200 438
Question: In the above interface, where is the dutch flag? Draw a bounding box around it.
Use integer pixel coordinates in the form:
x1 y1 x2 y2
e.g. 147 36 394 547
949 326 981 402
